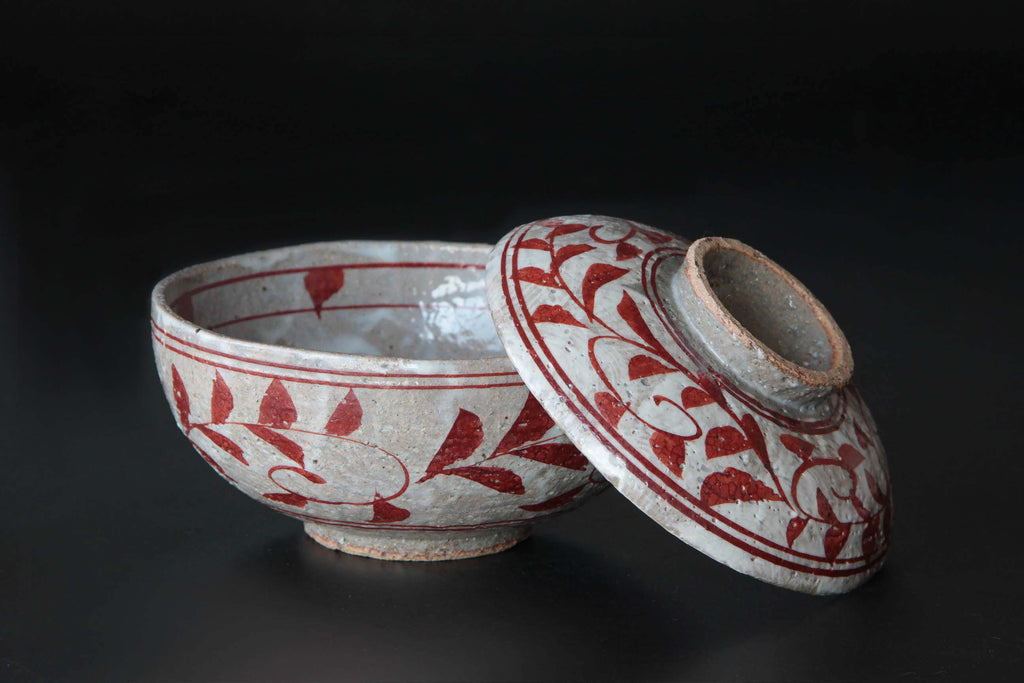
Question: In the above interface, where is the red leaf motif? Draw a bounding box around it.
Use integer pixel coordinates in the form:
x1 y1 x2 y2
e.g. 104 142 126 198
519 484 586 512
445 466 525 494
259 379 297 429
861 514 881 556
695 373 727 408
738 414 771 470
838 444 865 471
615 242 642 260
581 264 629 317
553 243 595 268
516 267 558 288
680 386 714 409
617 292 661 349
325 389 362 436
197 425 248 465
519 238 551 251
418 409 484 481
371 495 411 523
700 468 784 506
545 222 590 239
594 392 627 427
650 429 686 475
865 470 888 506
627 355 676 380
532 304 585 327
704 426 750 459
780 433 815 460
171 365 190 428
192 444 227 477
303 267 345 318
263 492 308 508
245 425 305 466
823 522 852 562
211 371 234 424
511 444 588 470
816 489 838 524
854 420 874 449
494 393 555 454
786 517 810 547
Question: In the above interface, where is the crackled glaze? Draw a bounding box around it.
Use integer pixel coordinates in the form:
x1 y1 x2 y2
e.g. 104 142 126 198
152 241 605 560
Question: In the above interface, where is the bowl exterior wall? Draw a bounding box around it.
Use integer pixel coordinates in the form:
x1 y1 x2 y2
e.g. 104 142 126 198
151 315 604 532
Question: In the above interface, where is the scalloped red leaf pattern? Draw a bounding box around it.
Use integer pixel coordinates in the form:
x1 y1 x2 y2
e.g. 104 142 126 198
516 267 558 288
263 492 309 508
679 386 713 409
511 444 588 470
445 466 525 494
780 433 815 460
197 425 248 465
865 470 887 506
494 394 555 454
191 444 228 477
594 392 627 427
211 371 233 424
304 267 345 318
371 496 411 523
616 292 662 349
838 444 865 471
816 489 838 524
627 355 676 380
419 408 484 481
650 429 686 475
519 238 551 251
325 389 362 436
854 420 874 449
519 484 586 512
705 426 750 459
245 425 305 466
823 523 852 562
545 222 590 239
615 241 641 260
700 468 784 506
581 263 629 317
532 304 585 327
553 243 595 268
786 517 809 547
171 365 190 427
259 379 297 429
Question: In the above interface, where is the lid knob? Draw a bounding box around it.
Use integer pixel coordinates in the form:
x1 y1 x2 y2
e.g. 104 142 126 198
671 237 853 419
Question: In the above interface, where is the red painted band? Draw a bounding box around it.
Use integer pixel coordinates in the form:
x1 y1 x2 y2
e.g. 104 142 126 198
154 331 523 391
210 302 490 330
152 320 520 378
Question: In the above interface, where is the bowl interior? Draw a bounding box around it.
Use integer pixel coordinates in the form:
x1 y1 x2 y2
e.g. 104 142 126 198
161 242 505 360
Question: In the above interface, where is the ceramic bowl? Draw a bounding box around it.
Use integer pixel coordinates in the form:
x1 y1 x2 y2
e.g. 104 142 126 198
151 241 605 560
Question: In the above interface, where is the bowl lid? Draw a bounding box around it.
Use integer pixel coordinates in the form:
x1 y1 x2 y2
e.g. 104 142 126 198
485 215 892 594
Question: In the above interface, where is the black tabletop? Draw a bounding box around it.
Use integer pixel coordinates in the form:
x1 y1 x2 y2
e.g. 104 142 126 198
3 4 1023 681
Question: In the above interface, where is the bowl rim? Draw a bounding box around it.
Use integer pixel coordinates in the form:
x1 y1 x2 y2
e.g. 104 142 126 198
150 239 520 377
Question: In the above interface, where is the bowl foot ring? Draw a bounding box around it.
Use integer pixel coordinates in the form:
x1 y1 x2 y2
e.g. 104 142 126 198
303 522 532 561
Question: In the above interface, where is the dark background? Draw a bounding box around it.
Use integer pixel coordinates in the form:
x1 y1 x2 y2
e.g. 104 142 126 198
2 2 1022 681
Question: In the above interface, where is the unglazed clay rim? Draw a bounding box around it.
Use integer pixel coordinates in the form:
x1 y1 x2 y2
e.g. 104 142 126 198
151 240 516 376
683 237 854 390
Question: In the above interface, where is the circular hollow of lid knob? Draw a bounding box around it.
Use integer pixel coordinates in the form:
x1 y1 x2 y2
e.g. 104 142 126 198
675 237 853 415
